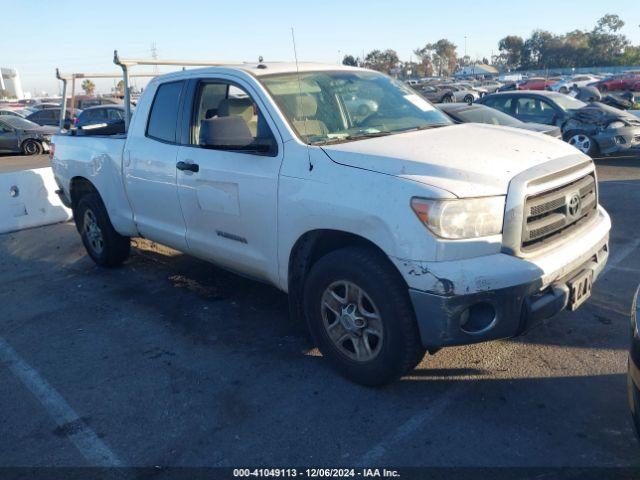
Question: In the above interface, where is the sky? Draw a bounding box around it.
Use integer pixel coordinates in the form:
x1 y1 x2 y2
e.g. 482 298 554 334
4 0 640 96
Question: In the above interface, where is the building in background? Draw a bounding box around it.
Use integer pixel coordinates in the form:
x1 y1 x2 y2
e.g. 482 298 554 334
455 63 499 78
0 68 25 99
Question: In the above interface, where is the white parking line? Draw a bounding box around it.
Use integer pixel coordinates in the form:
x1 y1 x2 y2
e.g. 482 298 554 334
356 383 467 466
0 337 122 466
603 238 640 276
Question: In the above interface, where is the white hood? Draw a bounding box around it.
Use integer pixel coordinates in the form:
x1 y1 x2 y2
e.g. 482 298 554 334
321 123 583 197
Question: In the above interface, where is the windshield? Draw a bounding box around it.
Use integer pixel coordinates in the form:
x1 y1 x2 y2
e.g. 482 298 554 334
260 70 451 145
550 94 587 111
448 105 523 127
0 116 40 129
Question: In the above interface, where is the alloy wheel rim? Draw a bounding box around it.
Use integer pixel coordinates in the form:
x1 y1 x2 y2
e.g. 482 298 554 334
83 209 104 254
320 280 383 362
569 134 591 154
25 142 37 154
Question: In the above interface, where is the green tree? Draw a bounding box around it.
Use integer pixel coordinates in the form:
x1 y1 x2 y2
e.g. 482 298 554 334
363 49 399 74
414 39 458 76
81 79 96 95
342 54 359 66
498 35 524 69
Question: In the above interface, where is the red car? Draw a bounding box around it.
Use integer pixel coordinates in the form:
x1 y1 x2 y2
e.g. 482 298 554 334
595 74 640 92
517 77 557 90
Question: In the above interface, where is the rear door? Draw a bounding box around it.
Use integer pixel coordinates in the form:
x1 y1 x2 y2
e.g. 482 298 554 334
175 77 283 282
123 80 189 251
512 97 559 125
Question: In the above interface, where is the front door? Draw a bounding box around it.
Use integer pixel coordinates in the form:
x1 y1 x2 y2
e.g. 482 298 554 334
123 80 188 251
0 121 18 152
175 78 283 283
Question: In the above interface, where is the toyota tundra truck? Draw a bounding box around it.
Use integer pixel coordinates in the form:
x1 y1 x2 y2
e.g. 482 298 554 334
50 61 611 385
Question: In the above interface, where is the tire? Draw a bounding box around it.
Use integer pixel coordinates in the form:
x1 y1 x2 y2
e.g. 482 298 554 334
303 246 425 386
441 94 453 103
75 193 130 267
559 87 569 94
564 130 599 157
22 139 43 156
599 85 608 93
464 95 474 105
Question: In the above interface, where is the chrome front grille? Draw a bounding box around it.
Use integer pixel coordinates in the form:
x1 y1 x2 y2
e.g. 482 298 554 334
521 173 597 250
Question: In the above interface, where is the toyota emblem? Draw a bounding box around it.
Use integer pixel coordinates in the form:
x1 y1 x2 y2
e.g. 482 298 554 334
568 194 582 218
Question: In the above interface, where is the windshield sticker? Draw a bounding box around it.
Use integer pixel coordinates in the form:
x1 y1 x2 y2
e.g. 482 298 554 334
404 94 436 112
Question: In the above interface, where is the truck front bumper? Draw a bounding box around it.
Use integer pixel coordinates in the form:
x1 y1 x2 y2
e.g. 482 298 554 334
402 207 611 349
410 240 608 349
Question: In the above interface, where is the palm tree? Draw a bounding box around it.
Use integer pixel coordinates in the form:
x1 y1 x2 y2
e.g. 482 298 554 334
81 79 96 95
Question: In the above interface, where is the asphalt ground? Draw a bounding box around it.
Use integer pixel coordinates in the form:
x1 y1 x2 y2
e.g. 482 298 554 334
0 153 50 173
0 152 639 475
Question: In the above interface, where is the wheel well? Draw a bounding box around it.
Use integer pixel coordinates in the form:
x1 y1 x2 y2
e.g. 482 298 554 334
286 230 402 323
69 177 98 210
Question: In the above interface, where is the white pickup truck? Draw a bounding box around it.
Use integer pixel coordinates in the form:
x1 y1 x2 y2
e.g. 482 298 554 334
51 62 611 385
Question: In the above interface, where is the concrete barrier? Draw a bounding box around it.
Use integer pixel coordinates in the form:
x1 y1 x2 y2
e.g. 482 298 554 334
0 167 72 234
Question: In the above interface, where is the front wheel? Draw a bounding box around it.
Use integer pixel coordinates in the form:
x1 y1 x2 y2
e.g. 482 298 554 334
304 246 425 386
565 130 599 157
75 193 130 267
464 95 474 105
22 139 43 156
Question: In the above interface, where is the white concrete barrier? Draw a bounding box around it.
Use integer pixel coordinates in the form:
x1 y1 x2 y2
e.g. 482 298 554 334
0 167 72 234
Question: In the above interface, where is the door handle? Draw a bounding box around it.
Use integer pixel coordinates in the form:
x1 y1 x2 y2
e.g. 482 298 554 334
176 161 199 173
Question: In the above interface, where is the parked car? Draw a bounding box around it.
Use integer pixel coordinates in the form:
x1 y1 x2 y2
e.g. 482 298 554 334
436 84 479 104
0 115 56 155
477 91 640 156
26 107 79 129
418 85 455 103
0 109 27 118
75 105 127 135
594 74 640 93
629 286 640 440
498 82 518 92
438 103 561 137
473 80 502 93
517 77 556 90
52 62 610 386
30 102 62 111
550 75 601 94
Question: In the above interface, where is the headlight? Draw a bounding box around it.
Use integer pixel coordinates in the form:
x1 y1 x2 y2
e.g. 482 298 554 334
607 121 626 130
411 196 505 239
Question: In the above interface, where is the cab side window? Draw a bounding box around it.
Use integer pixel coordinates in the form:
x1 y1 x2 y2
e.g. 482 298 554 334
191 81 277 156
147 81 184 143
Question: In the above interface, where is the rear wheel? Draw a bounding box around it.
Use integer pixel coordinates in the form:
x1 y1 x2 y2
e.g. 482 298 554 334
75 193 130 267
464 94 474 105
565 130 599 157
441 94 453 103
304 246 425 386
22 139 43 156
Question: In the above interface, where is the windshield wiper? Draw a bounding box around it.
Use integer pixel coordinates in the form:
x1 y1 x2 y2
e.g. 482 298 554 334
343 131 394 141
